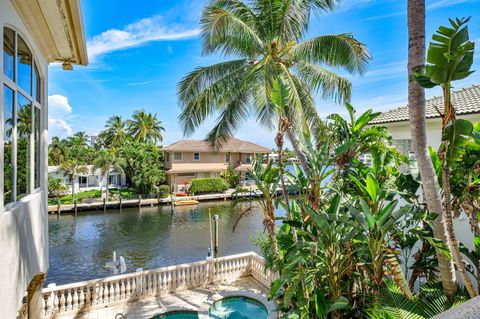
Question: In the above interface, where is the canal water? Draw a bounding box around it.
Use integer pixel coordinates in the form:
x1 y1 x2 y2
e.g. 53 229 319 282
47 200 276 285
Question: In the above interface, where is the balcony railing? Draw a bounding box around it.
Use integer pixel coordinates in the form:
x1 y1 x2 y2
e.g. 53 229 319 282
35 252 275 317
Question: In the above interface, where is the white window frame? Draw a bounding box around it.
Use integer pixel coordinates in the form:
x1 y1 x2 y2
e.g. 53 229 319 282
173 152 182 161
193 152 200 161
245 153 252 164
2 26 44 210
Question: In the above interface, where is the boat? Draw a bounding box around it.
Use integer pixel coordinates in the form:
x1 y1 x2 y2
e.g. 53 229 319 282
175 192 188 197
174 199 199 206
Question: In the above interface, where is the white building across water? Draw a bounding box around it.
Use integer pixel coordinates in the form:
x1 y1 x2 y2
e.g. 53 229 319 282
371 84 480 153
0 0 87 317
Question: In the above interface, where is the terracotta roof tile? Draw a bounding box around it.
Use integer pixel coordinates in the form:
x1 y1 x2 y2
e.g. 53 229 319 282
370 84 480 124
163 137 270 153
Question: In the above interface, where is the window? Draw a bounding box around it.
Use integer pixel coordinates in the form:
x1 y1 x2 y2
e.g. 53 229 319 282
245 153 252 164
393 139 412 154
225 153 231 163
178 173 195 177
174 152 182 161
193 152 200 161
165 152 170 162
3 86 13 204
2 28 43 206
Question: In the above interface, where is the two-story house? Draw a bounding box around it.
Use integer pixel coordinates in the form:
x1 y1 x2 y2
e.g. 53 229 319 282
163 138 271 191
0 1 87 318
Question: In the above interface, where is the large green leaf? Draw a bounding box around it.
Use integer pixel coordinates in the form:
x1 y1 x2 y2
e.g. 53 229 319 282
443 119 474 166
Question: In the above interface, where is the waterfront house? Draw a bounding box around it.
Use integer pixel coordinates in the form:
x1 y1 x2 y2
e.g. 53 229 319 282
0 0 87 317
371 84 480 153
48 165 127 194
163 138 270 191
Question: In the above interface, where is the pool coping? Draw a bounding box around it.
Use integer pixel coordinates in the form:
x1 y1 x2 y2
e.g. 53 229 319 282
197 289 278 319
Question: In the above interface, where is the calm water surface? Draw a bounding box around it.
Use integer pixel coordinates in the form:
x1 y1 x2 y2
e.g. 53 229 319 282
47 200 276 285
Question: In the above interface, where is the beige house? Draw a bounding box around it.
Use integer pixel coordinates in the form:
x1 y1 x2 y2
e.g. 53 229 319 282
163 138 271 190
0 1 87 318
371 84 480 153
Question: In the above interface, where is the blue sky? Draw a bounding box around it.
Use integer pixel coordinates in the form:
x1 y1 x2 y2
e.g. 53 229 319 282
48 0 480 147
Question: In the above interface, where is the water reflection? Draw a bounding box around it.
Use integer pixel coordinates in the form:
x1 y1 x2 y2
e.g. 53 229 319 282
47 201 279 285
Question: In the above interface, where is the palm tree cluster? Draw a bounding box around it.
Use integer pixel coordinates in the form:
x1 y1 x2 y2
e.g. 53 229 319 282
98 110 164 148
48 110 167 199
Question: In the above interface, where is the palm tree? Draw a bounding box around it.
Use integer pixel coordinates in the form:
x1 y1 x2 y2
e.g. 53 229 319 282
68 131 89 148
415 17 476 298
58 159 88 201
177 0 370 172
93 150 124 197
127 110 165 143
407 0 456 298
101 115 127 148
49 137 67 165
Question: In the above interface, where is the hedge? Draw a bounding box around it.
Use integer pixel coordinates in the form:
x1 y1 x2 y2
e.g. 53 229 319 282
157 184 170 198
189 178 229 194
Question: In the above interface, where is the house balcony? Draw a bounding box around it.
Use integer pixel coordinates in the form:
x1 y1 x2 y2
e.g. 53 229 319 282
20 252 277 319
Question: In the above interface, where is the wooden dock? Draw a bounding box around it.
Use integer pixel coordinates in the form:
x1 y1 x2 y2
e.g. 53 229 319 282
47 190 265 214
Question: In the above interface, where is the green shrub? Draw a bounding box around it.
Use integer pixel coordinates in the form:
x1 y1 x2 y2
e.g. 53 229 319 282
189 178 228 194
157 184 170 197
221 166 240 188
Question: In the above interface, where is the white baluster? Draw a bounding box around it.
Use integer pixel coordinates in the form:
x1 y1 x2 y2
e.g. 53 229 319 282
126 278 132 299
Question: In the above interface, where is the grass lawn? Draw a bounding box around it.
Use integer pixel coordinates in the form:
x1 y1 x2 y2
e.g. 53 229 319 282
48 188 138 205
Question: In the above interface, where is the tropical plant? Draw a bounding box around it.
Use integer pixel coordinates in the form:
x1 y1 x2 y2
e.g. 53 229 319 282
100 115 127 148
415 17 477 298
49 137 67 165
220 165 240 188
177 0 370 173
68 131 89 148
58 159 88 201
93 150 124 197
127 110 165 144
236 159 281 256
366 280 465 319
118 141 166 194
48 175 67 197
327 103 392 171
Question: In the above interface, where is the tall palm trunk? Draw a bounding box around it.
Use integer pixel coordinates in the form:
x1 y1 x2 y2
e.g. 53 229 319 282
286 129 310 174
407 0 457 298
439 85 477 297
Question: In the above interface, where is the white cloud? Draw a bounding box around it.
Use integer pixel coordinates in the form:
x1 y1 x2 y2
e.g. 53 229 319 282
87 16 200 60
48 94 74 139
48 94 72 116
48 118 73 138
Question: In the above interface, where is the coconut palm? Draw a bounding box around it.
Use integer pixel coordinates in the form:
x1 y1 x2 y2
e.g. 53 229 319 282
178 0 370 171
68 131 89 148
58 159 88 201
407 0 457 299
93 150 124 197
48 137 67 165
100 115 127 148
127 110 165 143
5 103 32 138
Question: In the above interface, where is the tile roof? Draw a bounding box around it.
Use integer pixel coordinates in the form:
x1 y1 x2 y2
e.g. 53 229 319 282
370 84 480 124
163 137 271 153
167 163 228 174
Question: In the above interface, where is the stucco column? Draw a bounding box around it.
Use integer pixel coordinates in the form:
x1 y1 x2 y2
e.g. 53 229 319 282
27 273 46 319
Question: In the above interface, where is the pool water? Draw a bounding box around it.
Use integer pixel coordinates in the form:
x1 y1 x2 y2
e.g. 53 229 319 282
209 296 268 319
151 311 199 318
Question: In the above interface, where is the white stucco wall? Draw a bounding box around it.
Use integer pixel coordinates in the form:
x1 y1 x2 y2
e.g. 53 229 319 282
385 113 480 151
0 1 49 317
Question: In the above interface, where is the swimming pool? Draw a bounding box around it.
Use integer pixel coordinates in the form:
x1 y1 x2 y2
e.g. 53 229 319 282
150 310 199 319
209 296 268 319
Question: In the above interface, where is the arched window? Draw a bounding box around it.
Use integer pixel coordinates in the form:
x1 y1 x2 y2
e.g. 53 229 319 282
2 27 43 207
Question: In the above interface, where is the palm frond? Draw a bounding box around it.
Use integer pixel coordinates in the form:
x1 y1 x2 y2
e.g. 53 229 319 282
205 93 251 147
294 61 351 103
201 1 263 57
292 34 371 75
